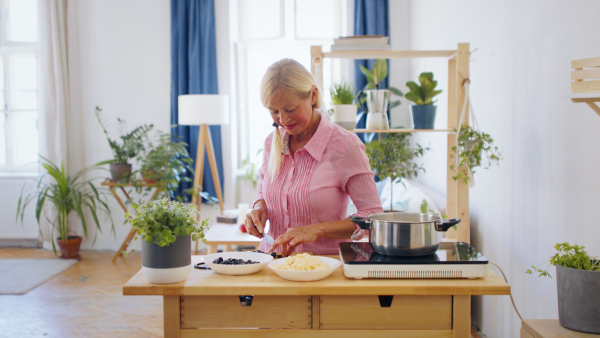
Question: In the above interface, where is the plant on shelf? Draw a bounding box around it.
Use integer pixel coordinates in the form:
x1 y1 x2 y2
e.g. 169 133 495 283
359 59 403 110
449 125 501 186
526 243 600 333
95 106 153 183
16 155 115 259
365 132 429 212
405 72 442 129
328 81 358 130
125 198 209 283
135 129 195 200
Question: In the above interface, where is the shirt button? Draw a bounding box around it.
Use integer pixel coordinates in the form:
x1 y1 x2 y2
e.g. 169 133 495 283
285 211 289 215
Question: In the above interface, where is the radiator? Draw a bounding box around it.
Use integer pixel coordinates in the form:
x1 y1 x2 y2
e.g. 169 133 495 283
0 179 39 239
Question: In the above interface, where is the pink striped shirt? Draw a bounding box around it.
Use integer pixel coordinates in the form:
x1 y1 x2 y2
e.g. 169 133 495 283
254 112 383 255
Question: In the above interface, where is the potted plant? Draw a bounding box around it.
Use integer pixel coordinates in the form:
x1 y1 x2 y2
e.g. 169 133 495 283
16 155 115 259
135 130 195 200
329 81 357 130
449 125 502 186
405 72 443 129
125 198 209 284
358 59 403 130
526 243 600 333
364 132 429 212
95 106 153 183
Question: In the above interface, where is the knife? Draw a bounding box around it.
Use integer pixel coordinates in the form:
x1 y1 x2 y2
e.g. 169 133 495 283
262 220 275 246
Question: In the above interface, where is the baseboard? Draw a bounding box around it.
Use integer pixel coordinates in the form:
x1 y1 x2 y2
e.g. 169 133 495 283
0 238 41 248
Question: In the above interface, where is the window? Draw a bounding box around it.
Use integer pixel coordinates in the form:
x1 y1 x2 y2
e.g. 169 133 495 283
0 0 38 172
231 0 349 169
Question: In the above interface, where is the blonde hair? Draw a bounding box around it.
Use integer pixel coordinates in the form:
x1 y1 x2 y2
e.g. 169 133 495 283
260 59 324 181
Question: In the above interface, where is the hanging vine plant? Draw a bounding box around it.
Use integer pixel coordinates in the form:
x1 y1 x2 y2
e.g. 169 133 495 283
450 125 502 186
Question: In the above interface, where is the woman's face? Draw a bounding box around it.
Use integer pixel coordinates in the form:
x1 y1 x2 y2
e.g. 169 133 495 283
268 87 317 135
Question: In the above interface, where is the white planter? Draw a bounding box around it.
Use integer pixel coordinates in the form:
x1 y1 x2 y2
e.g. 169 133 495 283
330 104 357 130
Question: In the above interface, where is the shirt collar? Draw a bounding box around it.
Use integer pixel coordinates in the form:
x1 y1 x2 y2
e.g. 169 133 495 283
281 110 333 162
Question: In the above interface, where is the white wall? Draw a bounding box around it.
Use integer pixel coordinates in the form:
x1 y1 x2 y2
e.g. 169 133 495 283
68 0 233 251
390 0 600 336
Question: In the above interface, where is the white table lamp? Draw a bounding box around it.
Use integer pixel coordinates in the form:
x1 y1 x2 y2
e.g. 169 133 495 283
178 94 229 215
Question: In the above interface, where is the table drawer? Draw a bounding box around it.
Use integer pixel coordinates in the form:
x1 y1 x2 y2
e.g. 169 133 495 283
319 295 452 330
181 295 312 329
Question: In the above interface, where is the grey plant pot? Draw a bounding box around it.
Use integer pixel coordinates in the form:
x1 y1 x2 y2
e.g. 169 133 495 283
556 262 600 334
411 105 437 129
109 163 132 183
141 235 192 284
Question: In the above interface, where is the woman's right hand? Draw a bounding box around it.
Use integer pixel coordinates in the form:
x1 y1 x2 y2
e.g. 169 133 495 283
244 201 269 238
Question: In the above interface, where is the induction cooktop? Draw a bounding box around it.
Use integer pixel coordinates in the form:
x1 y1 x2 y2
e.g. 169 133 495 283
339 241 489 279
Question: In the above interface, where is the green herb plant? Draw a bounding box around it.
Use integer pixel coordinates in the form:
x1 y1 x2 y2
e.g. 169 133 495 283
365 133 429 212
420 199 452 230
95 106 153 164
16 155 115 256
358 59 403 112
526 243 600 278
123 198 209 255
135 129 194 200
329 81 356 105
404 72 442 105
241 148 263 189
450 125 502 185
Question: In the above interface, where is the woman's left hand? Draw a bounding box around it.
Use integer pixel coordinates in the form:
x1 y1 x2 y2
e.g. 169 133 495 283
268 225 319 257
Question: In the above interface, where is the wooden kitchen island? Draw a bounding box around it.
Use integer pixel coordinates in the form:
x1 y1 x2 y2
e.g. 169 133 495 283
123 255 510 337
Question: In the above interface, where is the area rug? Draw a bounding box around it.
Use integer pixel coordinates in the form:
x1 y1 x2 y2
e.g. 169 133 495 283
0 259 78 295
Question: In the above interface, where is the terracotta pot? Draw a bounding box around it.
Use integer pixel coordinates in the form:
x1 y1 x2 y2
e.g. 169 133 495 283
57 236 82 260
141 170 159 184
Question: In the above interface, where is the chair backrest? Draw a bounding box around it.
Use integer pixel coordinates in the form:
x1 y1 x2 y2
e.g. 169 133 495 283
571 56 600 93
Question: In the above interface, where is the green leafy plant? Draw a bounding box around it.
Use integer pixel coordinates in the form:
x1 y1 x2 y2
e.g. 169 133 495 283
420 199 452 229
95 106 153 164
365 133 429 212
449 125 502 185
16 155 115 256
124 198 209 254
329 81 356 105
526 243 600 278
241 148 263 189
359 59 403 111
405 72 442 105
135 130 194 200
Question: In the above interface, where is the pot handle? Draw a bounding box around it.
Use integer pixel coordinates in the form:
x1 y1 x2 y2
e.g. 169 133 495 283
350 215 371 230
435 218 461 232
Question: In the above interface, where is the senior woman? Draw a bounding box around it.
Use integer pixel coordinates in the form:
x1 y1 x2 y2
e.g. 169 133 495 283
244 58 383 256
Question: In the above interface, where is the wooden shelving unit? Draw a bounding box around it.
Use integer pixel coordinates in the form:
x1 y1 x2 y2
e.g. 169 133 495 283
311 43 471 243
571 56 600 116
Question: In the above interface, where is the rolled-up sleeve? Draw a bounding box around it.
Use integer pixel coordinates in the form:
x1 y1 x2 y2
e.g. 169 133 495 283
340 135 383 238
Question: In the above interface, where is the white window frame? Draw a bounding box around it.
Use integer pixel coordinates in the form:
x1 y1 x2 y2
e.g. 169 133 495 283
231 0 350 171
0 0 38 173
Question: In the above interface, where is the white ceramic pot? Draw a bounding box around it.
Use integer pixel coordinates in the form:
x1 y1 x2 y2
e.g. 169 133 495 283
330 104 357 130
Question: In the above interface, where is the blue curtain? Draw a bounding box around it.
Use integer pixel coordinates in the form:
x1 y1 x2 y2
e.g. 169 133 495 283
354 0 389 143
170 0 223 202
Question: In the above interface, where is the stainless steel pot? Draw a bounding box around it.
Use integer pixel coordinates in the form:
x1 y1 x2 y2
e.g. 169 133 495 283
350 212 461 256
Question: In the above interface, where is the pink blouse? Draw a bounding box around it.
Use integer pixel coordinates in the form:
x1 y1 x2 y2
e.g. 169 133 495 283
254 112 383 255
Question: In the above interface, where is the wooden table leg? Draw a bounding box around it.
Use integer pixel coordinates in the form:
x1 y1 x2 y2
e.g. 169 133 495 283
453 295 470 338
164 295 181 338
207 244 217 254
112 229 137 262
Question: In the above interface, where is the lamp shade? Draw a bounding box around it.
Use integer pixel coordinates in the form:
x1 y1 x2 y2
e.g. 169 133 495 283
178 94 229 125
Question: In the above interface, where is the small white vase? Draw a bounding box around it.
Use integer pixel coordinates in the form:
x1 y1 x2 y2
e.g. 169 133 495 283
330 104 357 130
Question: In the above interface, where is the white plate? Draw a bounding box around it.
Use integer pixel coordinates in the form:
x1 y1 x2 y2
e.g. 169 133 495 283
202 252 273 276
267 256 341 281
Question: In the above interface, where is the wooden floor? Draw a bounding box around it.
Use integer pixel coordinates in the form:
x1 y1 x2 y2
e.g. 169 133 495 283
0 248 165 337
